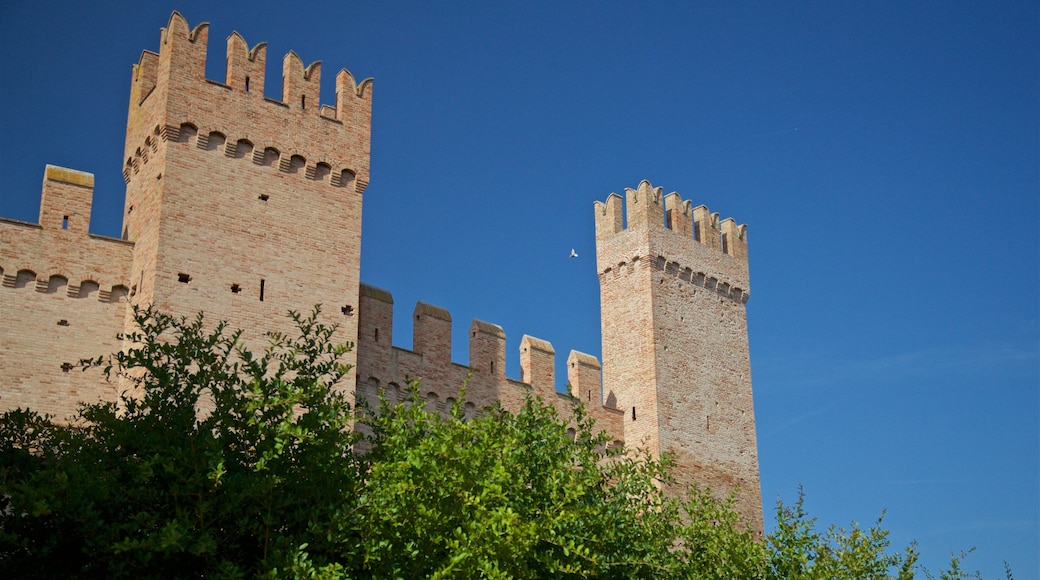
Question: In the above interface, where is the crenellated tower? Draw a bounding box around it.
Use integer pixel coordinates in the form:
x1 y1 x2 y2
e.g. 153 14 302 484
595 180 762 531
119 12 372 386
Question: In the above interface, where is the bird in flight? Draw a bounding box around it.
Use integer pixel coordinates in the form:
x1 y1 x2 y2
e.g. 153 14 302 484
570 249 579 258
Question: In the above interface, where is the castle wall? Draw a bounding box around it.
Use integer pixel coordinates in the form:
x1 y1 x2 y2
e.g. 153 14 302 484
0 12 759 533
0 167 133 419
355 283 624 437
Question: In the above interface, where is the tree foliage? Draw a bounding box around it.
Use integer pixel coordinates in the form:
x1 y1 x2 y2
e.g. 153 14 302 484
0 306 1004 578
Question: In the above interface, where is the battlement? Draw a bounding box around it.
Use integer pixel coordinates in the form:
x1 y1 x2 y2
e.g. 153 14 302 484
356 283 609 406
594 180 748 263
1 164 135 292
38 165 94 235
125 12 372 192
132 12 372 116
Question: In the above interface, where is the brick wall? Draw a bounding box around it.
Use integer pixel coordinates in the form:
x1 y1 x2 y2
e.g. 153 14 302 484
0 167 133 419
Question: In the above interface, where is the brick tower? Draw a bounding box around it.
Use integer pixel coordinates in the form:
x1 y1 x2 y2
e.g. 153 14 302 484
120 12 371 383
595 180 762 531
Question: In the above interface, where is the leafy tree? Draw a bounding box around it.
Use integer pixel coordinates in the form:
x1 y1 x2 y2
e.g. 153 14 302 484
0 306 361 577
0 306 1007 579
352 386 767 578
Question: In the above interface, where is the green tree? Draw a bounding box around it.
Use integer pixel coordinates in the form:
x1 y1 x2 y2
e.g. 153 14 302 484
0 306 361 577
351 384 767 578
0 306 1004 579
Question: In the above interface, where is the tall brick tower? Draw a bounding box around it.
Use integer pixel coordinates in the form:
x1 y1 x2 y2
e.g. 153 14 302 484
120 12 371 382
595 180 762 531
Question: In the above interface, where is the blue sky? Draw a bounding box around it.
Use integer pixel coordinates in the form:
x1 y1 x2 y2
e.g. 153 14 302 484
1 1 1037 575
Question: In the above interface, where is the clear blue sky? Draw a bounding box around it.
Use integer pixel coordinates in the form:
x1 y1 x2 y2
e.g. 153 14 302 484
2 1 1037 575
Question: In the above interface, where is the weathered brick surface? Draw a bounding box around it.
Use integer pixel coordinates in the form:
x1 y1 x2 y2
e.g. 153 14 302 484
0 12 758 532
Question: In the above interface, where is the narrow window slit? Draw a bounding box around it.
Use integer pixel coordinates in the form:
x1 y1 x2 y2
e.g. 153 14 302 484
632 407 637 421
374 328 379 342
259 279 265 301
62 216 69 229
245 76 250 92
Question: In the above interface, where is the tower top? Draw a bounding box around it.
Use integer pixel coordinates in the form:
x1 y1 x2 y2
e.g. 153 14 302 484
593 180 748 264
126 11 372 192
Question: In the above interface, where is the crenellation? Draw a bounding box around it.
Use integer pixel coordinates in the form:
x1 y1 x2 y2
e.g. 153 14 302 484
160 12 210 85
596 184 748 270
720 217 748 261
664 191 693 238
126 12 372 197
519 335 555 396
625 180 665 231
131 51 159 107
282 51 321 112
566 350 601 406
593 192 623 239
352 285 612 420
225 32 266 94
40 165 94 235
469 319 506 379
692 205 720 250
413 301 452 364
335 69 373 124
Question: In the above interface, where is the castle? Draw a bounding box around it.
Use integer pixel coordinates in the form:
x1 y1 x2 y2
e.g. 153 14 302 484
0 13 762 531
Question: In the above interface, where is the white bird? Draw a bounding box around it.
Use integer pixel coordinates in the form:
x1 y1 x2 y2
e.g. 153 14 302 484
570 249 578 258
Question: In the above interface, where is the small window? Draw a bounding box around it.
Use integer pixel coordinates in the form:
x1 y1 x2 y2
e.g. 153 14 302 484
230 284 241 294
57 319 69 326
721 233 729 254
177 273 191 284
62 216 69 229
341 304 353 315
258 194 270 201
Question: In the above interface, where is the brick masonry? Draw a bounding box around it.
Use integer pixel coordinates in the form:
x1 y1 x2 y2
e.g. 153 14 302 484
0 11 762 533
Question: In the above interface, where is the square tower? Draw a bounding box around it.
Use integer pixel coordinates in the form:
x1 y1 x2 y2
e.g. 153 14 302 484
595 181 762 532
120 13 372 388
